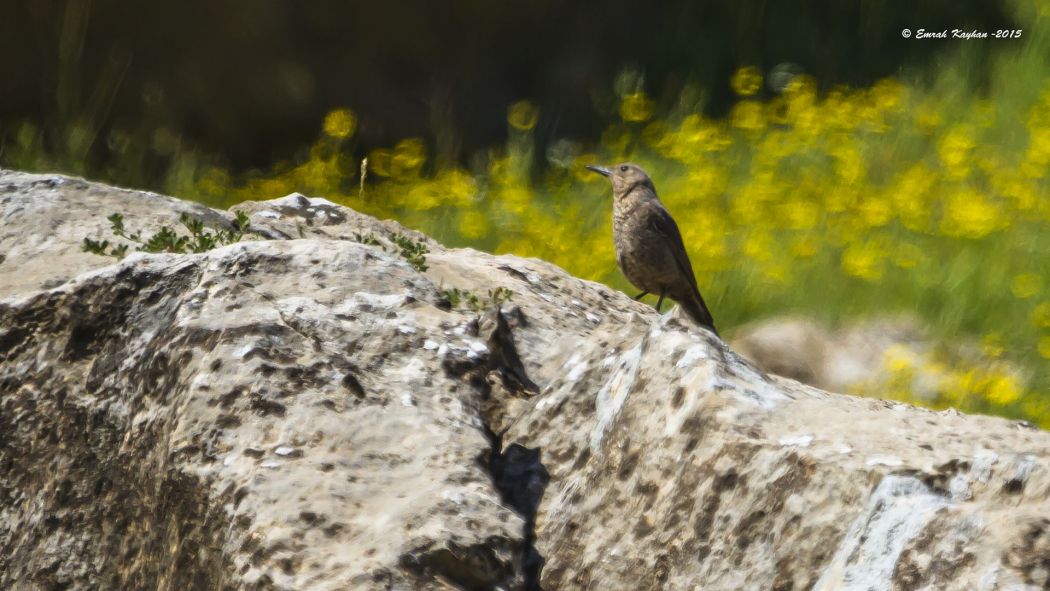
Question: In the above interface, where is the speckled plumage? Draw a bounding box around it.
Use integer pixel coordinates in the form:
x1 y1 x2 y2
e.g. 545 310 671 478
590 162 718 334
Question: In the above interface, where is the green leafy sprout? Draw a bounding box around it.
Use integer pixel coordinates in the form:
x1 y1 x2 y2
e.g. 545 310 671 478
441 286 514 313
83 210 251 258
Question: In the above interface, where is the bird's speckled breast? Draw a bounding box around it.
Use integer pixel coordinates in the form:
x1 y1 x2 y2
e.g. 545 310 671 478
612 198 678 292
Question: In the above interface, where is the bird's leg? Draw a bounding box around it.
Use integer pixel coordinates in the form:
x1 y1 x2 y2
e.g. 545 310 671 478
633 291 649 301
655 291 665 313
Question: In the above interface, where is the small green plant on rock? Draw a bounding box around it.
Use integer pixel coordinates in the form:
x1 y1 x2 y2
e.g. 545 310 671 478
81 236 129 258
390 233 429 272
353 232 382 246
353 231 429 272
83 211 251 258
441 286 514 313
487 287 514 308
441 287 479 310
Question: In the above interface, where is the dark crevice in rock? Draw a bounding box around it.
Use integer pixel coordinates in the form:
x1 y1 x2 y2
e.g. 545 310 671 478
0 326 29 359
478 308 539 395
483 424 549 591
399 539 523 591
441 307 540 431
430 306 548 588
341 371 366 399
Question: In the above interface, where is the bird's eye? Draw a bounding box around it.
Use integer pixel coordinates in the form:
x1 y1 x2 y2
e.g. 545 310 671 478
620 165 629 172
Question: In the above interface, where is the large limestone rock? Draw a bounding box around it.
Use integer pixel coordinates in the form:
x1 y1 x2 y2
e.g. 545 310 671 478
1 168 1049 590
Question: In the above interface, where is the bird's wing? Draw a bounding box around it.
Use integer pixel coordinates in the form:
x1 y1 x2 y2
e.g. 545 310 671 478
646 202 718 332
646 203 700 291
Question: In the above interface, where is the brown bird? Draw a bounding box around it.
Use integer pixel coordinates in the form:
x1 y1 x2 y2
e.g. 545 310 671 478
586 162 718 335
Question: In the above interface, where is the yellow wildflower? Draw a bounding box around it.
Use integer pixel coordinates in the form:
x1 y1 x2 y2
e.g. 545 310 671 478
322 108 357 139
883 344 916 374
937 126 975 177
392 138 427 175
1012 274 1041 299
508 100 539 131
841 241 884 282
1033 302 1050 328
742 231 774 262
731 66 763 97
437 169 477 207
940 189 1006 239
871 78 906 112
984 371 1022 406
784 75 817 104
620 92 654 122
730 100 766 132
858 194 892 227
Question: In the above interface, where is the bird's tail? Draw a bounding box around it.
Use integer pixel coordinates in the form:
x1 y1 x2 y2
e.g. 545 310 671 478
678 288 719 336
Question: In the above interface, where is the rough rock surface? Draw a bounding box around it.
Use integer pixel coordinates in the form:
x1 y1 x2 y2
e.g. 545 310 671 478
2 168 1050 590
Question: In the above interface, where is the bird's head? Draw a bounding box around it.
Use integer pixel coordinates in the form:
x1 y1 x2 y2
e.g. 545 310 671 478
585 162 655 198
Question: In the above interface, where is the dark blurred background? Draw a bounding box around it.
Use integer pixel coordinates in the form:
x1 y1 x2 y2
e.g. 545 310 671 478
0 0 1015 174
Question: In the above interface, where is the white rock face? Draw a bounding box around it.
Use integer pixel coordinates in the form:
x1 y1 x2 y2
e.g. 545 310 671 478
1 168 1049 590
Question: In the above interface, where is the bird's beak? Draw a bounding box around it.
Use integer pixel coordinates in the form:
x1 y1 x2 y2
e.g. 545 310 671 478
585 164 611 177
